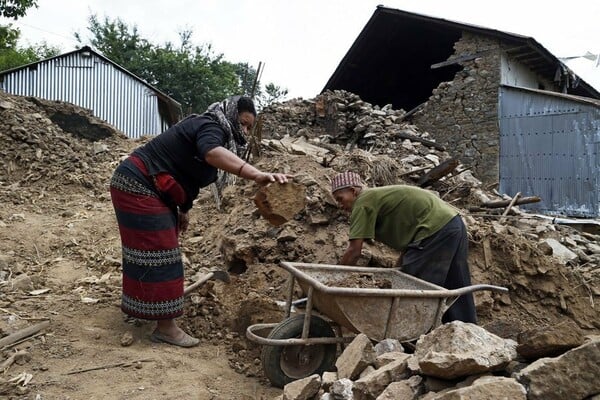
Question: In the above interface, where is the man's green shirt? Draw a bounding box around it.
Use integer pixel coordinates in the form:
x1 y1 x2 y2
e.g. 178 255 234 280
349 185 458 252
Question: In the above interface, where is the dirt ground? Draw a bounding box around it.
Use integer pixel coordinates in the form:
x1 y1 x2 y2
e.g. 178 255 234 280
1 91 599 399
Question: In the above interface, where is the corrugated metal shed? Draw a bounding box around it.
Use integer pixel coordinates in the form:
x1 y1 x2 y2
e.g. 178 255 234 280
499 85 600 217
0 46 181 139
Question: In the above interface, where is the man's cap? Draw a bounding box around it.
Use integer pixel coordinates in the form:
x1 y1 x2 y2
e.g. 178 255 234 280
331 171 363 193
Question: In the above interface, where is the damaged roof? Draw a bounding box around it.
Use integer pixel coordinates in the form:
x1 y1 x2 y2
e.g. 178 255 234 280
324 6 600 111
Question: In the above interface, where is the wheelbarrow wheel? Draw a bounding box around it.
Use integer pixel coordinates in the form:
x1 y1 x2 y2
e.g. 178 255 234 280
261 314 337 388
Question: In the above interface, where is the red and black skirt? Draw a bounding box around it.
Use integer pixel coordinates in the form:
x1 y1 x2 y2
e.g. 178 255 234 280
109 155 184 320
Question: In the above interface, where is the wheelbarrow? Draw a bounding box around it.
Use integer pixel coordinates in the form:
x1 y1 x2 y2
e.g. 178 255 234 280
246 261 508 387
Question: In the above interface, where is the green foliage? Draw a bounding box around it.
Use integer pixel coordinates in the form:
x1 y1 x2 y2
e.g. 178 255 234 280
0 24 60 71
257 82 289 109
76 14 287 114
0 0 37 19
234 62 259 97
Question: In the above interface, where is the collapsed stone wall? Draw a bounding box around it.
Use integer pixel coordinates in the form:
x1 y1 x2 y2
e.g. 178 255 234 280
412 33 502 184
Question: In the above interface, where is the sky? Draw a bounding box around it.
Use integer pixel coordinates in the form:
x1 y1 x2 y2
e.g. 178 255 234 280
4 0 600 99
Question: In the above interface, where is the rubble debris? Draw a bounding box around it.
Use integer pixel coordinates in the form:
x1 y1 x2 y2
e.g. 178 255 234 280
0 88 599 398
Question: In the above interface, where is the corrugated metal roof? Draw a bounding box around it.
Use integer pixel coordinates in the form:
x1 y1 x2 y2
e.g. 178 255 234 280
0 46 182 125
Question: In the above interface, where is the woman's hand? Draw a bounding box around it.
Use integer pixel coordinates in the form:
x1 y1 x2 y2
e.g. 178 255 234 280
254 172 292 185
178 211 190 233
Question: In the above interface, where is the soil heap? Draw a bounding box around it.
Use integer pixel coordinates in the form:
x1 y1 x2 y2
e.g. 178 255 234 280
0 89 598 399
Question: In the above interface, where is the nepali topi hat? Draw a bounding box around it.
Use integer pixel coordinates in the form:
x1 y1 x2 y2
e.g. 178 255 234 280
331 171 363 193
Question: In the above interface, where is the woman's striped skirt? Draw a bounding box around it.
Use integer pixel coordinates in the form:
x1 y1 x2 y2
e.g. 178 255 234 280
109 156 184 320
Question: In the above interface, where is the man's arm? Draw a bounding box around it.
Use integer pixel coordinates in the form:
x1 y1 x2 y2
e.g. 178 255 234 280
339 239 364 266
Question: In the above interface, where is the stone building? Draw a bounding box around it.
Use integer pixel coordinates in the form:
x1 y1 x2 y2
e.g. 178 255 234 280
324 7 600 217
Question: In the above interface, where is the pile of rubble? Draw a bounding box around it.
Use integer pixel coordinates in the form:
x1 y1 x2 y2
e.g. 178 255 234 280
0 91 129 206
257 90 600 270
1 88 599 398
278 321 599 400
199 91 600 385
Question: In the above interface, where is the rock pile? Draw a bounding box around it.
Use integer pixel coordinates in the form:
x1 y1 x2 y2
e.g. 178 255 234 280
0 91 129 205
256 90 600 270
1 87 599 398
277 321 599 400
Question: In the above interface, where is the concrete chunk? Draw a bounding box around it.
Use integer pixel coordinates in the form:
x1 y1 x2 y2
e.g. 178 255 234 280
517 319 585 360
336 333 376 380
352 356 411 400
540 238 577 264
374 338 404 356
321 371 337 392
515 339 600 400
415 321 517 379
283 374 321 400
375 351 409 369
375 376 423 400
428 376 526 400
329 378 354 400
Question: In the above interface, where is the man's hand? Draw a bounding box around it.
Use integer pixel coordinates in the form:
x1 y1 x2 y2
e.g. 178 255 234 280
339 238 364 266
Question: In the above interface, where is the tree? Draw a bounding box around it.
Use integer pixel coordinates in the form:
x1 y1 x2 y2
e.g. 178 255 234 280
76 15 246 114
0 24 59 71
256 82 288 109
234 62 258 97
0 0 37 19
76 15 288 114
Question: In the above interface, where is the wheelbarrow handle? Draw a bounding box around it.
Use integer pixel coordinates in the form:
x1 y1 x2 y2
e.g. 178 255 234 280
441 284 508 297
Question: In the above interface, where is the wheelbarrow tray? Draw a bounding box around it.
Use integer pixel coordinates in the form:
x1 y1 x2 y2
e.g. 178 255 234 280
280 262 502 342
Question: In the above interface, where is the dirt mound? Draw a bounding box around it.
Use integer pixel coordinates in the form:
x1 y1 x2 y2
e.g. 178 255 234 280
0 89 598 399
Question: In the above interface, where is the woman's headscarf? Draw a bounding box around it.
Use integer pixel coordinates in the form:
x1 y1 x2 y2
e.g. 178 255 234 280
204 95 247 157
202 95 252 200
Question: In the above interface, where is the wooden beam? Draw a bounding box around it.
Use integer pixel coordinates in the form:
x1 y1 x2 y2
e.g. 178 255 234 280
480 196 541 209
417 158 459 187
0 320 50 348
499 192 522 224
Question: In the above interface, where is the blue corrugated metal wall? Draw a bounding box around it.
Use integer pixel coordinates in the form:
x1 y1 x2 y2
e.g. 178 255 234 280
1 52 163 139
499 86 600 217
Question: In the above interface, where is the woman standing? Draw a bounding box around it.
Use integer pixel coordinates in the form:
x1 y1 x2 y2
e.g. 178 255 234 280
110 96 290 347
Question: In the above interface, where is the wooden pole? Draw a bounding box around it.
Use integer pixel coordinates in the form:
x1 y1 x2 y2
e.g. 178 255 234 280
0 320 50 349
499 192 521 223
480 196 540 208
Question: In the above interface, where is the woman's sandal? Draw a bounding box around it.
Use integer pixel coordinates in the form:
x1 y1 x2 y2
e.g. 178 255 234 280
150 330 200 348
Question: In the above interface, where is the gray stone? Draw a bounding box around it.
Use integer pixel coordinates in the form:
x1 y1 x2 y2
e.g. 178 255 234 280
352 356 411 400
517 319 585 360
11 273 34 291
330 378 354 400
283 374 321 400
587 242 600 254
415 321 517 379
375 351 408 369
515 339 600 400
541 238 577 264
359 365 376 379
423 376 457 393
336 333 376 380
428 376 526 400
321 371 337 392
375 376 423 400
374 338 404 356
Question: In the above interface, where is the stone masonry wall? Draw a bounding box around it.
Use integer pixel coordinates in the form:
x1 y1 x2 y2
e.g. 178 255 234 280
412 33 502 184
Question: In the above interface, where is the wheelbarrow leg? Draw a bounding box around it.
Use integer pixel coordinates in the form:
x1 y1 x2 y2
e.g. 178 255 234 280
284 273 296 318
301 286 314 339
384 297 401 339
